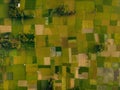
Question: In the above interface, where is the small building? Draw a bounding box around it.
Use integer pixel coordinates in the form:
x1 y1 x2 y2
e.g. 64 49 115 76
18 3 20 8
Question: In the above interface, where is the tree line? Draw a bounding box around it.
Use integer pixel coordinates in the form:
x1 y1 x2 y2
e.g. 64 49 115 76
43 4 76 17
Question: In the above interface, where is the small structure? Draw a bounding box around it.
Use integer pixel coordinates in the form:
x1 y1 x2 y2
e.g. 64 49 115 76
17 3 20 8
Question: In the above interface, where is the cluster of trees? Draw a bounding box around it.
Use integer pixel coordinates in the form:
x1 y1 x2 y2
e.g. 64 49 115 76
87 43 104 54
0 32 19 50
8 0 34 19
8 0 22 18
46 78 53 90
0 32 35 50
17 33 35 47
52 5 76 16
94 44 104 53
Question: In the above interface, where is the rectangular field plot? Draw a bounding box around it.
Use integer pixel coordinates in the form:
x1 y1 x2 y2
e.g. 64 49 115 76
25 0 36 10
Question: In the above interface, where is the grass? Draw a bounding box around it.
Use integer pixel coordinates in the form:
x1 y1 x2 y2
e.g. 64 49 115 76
0 0 3 4
11 48 35 64
86 34 95 41
9 49 17 56
26 56 33 64
24 18 44 25
78 41 87 53
12 19 23 35
36 0 43 9
12 65 26 80
8 80 18 90
76 1 94 12
97 57 105 67
98 34 105 43
25 0 36 10
37 80 48 90
67 16 75 25
26 72 37 80
20 0 25 9
100 26 107 33
23 25 31 33
17 87 27 90
0 4 8 18
87 42 95 53
0 18 4 25
103 0 112 5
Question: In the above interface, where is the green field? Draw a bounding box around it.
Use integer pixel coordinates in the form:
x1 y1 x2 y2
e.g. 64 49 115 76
25 0 36 10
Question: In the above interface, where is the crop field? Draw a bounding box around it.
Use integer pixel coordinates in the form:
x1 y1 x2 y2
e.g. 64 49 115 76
0 0 120 90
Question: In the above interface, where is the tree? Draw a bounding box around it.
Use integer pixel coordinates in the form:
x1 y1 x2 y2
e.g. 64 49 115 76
94 44 104 53
8 0 18 18
46 78 53 90
53 5 65 16
17 33 35 48
1 40 12 50
1 32 13 40
8 0 34 19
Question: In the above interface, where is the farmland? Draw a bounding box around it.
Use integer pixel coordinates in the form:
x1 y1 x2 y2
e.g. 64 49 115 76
0 0 120 90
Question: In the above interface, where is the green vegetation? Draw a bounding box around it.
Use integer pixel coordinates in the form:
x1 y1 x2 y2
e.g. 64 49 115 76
93 44 104 53
0 32 19 49
0 32 35 50
0 49 6 68
43 5 76 17
1 40 12 50
25 0 36 10
0 33 14 49
12 65 26 80
8 0 22 18
46 78 53 90
8 0 34 19
53 5 76 16
17 33 35 48
78 67 89 74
